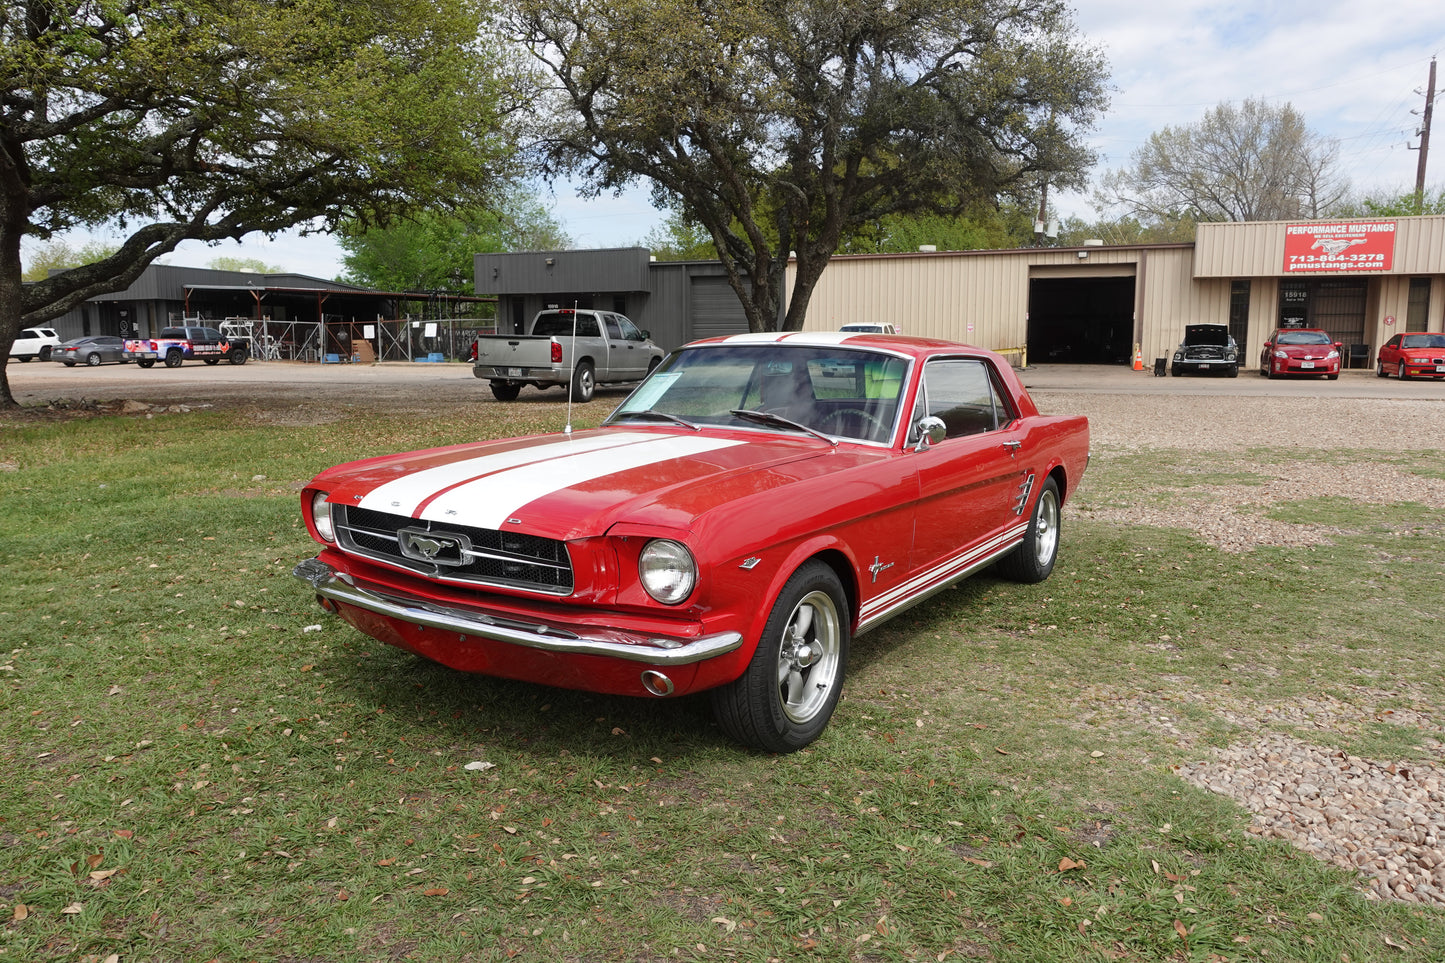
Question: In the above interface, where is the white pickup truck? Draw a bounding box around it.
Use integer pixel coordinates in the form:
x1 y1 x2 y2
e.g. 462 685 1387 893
472 308 666 402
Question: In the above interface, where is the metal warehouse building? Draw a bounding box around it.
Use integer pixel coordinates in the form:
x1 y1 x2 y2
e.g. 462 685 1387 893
482 214 1444 368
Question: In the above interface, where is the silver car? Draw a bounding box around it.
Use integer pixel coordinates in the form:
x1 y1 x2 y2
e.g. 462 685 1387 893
50 335 129 367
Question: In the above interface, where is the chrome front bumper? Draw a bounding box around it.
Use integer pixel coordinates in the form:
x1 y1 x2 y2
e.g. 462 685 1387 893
293 558 742 665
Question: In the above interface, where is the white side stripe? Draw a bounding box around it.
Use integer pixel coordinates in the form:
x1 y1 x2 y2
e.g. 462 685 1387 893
422 435 744 529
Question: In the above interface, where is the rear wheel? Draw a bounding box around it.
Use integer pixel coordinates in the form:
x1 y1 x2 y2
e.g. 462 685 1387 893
490 381 521 402
569 361 595 403
996 476 1061 584
712 561 848 753
86 352 102 366
164 349 184 368
203 358 219 365
228 348 248 365
137 359 155 369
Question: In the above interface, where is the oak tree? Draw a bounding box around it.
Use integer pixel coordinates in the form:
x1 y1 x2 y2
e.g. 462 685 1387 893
512 0 1107 331
1 0 523 406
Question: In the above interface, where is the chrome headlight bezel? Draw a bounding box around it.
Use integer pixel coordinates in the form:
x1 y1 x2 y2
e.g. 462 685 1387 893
311 491 336 542
638 539 697 605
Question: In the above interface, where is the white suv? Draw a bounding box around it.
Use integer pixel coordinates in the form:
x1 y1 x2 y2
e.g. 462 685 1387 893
10 327 61 362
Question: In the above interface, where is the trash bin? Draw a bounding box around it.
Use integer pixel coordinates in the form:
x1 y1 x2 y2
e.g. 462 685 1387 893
1153 358 1167 377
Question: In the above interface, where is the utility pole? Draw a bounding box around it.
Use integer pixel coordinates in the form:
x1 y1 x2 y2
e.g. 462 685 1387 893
1414 57 1436 213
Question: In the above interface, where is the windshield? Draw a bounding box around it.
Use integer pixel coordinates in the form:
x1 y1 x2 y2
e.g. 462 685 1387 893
609 344 909 444
1278 331 1332 346
1402 334 1445 349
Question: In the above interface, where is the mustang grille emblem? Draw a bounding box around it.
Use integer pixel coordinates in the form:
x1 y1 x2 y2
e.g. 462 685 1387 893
398 528 468 566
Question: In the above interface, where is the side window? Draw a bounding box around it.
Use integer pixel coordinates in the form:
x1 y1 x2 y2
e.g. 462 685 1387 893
617 315 644 341
603 316 622 340
916 359 1016 440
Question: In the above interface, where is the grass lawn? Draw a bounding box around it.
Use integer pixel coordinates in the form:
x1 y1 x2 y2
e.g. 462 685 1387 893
1 403 1442 961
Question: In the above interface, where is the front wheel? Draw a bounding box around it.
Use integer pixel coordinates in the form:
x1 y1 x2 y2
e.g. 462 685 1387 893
203 358 220 366
490 381 521 402
86 352 102 367
1399 362 1410 381
1226 364 1238 378
569 361 595 403
1377 360 1388 378
995 476 1061 584
712 561 849 753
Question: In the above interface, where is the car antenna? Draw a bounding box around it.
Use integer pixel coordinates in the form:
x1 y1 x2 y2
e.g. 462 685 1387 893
564 300 579 436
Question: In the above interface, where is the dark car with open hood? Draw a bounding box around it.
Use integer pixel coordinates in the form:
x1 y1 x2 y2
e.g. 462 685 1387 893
1171 324 1239 377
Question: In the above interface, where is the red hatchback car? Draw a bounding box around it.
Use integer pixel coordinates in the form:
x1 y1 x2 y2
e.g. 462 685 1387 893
1259 328 1342 379
1377 332 1445 380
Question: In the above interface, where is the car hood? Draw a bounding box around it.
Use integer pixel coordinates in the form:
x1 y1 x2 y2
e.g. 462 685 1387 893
1182 325 1231 346
314 428 878 541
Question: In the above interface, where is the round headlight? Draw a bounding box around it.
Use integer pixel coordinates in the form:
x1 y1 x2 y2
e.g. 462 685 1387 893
311 491 336 542
639 539 696 605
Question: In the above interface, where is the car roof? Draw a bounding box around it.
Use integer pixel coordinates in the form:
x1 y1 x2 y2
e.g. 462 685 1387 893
688 331 992 360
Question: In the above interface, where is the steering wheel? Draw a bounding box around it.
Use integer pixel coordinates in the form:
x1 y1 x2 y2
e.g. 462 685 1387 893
817 407 888 439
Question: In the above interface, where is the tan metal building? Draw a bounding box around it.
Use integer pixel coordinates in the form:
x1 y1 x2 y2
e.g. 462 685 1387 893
795 215 1445 370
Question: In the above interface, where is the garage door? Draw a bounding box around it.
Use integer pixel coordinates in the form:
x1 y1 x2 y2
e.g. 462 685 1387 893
1027 276 1136 365
688 276 750 341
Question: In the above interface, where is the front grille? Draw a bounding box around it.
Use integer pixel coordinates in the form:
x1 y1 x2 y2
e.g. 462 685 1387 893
335 505 573 594
1184 347 1226 360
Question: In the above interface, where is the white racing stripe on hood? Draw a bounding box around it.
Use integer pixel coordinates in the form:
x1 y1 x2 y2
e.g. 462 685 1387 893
357 432 657 517
420 434 744 529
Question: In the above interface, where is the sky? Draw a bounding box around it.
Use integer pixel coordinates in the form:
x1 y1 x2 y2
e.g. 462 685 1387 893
39 1 1445 281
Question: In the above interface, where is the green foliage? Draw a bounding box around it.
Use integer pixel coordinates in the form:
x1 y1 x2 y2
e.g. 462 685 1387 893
206 256 284 274
1 0 526 405
515 0 1108 331
843 203 1038 253
1056 213 1199 246
1333 187 1445 218
337 196 570 293
642 209 720 261
20 239 121 282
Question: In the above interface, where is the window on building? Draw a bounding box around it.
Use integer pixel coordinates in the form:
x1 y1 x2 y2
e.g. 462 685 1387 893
1407 278 1431 333
1229 281 1250 350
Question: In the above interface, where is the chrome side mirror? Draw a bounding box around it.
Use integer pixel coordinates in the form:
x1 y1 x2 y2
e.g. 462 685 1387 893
913 416 946 451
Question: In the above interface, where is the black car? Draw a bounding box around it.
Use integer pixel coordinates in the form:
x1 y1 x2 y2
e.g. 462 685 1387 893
1171 324 1239 377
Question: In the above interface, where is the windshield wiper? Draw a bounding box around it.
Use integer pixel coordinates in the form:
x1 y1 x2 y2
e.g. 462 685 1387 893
729 409 838 447
612 409 700 430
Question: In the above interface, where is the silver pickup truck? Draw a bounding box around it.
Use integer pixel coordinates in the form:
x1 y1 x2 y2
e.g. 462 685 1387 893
472 308 665 402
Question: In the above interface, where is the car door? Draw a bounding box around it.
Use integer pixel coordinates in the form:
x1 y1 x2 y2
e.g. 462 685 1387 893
600 314 643 381
907 358 1032 581
1380 334 1402 368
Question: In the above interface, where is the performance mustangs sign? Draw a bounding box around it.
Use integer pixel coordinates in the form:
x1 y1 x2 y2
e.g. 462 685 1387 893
1283 221 1396 273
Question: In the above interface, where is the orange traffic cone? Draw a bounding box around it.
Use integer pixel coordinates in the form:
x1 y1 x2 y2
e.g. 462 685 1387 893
1132 344 1143 370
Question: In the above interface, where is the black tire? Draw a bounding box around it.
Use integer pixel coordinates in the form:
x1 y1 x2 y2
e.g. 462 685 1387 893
38 346 52 361
1226 364 1238 378
1326 372 1338 381
1170 366 1181 377
137 359 155 369
1265 364 1276 379
490 381 521 402
1377 360 1388 378
711 561 849 753
645 357 661 377
228 348 248 366
569 361 595 403
1399 362 1410 381
995 476 1061 584
85 352 102 366
16 356 29 363
164 349 184 368
203 358 220 365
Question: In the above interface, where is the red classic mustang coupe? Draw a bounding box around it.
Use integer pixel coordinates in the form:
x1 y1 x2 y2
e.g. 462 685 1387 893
294 334 1090 751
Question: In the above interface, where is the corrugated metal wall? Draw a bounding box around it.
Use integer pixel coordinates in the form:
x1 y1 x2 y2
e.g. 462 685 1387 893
1196 216 1445 277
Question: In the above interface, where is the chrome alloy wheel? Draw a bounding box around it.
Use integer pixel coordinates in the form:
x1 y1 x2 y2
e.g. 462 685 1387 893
776 589 843 724
1032 486 1060 568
